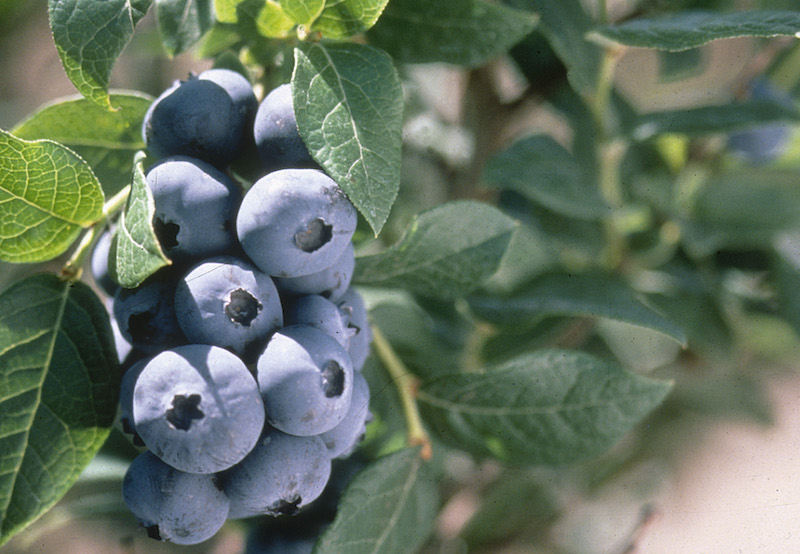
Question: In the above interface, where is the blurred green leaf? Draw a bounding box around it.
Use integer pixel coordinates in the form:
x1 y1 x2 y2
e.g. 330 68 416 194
682 169 800 256
293 42 403 234
367 0 537 66
365 290 461 379
0 274 119 547
773 232 800 337
109 152 170 288
48 0 151 109
313 0 389 38
485 135 607 219
461 470 559 548
0 129 104 263
469 271 687 344
355 201 517 298
418 349 673 465
155 0 214 57
13 92 153 197
590 10 800 52
313 448 438 554
629 100 800 141
507 0 601 96
213 0 238 21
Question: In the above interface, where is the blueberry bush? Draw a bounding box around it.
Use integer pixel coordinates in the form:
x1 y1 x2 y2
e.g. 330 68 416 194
2 0 800 551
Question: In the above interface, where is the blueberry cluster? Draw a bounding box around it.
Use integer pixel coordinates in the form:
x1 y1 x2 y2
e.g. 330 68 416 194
94 69 372 546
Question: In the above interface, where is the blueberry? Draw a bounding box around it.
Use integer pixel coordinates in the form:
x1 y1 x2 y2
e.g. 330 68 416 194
91 228 118 297
274 243 355 302
123 450 229 545
133 344 265 473
257 325 354 437
253 83 315 172
285 294 356 350
319 370 371 459
112 275 186 354
337 288 372 372
174 256 283 358
222 427 331 519
105 297 133 364
143 76 244 167
119 358 148 444
236 168 357 278
198 68 258 126
146 156 241 261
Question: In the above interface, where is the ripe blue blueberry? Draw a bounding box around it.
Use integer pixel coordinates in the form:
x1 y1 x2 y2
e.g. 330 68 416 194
112 275 186 355
123 450 229 545
174 256 283 359
91 229 118 297
236 168 357 278
198 68 258 126
222 427 331 519
143 76 244 166
337 288 372 372
257 325 354 437
119 358 148 444
147 156 241 261
133 344 265 473
319 370 371 459
285 294 355 350
253 83 315 172
274 243 355 302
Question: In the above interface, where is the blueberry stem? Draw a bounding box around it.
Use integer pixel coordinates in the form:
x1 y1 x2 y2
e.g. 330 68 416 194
60 184 131 282
370 322 432 461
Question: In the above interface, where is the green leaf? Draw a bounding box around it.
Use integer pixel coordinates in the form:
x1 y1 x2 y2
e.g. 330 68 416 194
682 169 800 256
109 152 170 288
506 0 601 96
461 471 559 548
367 0 537 67
12 92 153 198
354 201 518 298
366 289 462 378
0 129 104 264
220 0 296 38
590 10 800 52
417 349 673 465
468 271 687 344
313 448 438 554
48 0 152 110
313 0 390 38
774 232 800 338
628 100 800 141
0 273 119 546
293 42 403 234
484 135 607 219
155 0 214 57
281 0 324 28
213 0 240 22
